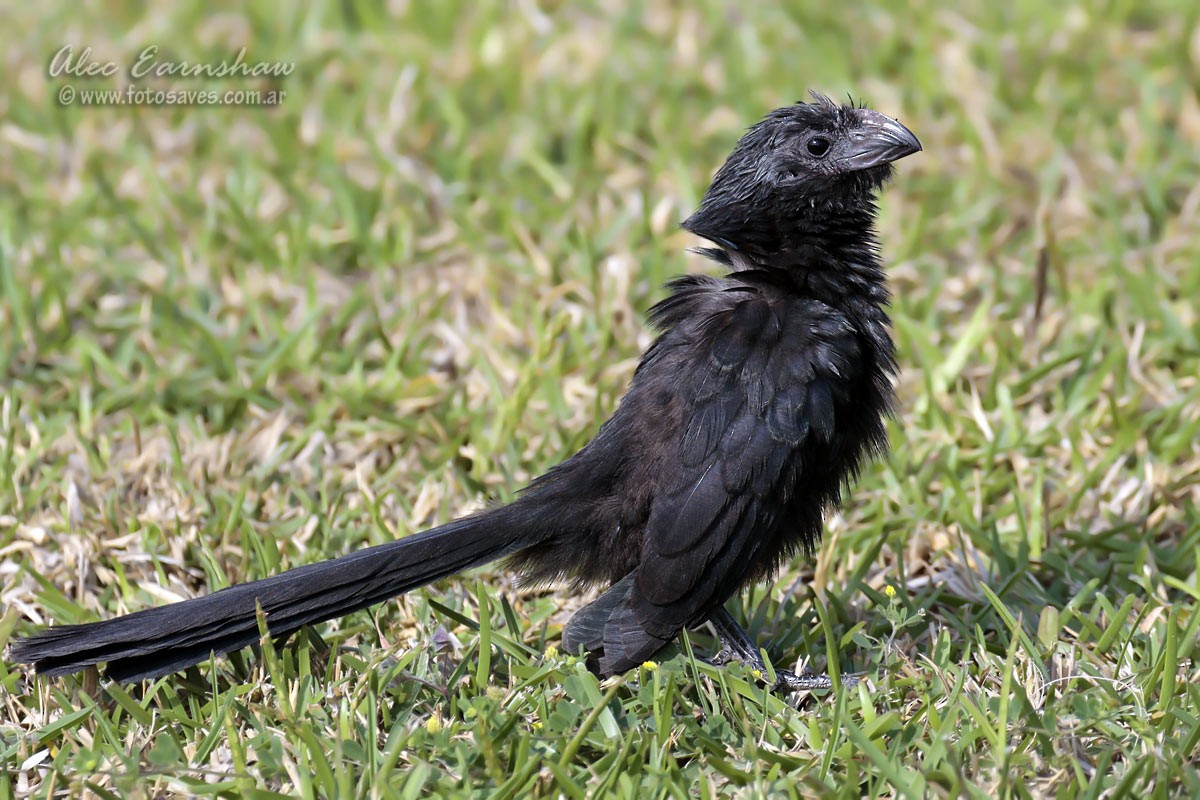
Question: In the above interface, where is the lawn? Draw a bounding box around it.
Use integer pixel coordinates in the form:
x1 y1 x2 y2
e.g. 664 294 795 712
2 1 1199 797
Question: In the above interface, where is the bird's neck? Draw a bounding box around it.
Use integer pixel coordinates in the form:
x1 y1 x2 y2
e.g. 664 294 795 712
721 219 895 366
730 222 890 308
691 188 894 331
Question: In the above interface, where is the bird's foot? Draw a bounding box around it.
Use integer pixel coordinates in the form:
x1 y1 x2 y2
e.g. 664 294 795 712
770 668 838 692
708 645 738 668
706 607 853 694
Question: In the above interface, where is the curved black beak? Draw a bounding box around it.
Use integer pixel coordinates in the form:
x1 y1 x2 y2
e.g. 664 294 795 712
843 111 922 171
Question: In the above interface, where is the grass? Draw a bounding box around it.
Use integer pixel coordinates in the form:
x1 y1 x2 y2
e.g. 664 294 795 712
2 0 1199 796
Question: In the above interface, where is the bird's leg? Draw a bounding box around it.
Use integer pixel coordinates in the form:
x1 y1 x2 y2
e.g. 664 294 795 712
706 608 840 692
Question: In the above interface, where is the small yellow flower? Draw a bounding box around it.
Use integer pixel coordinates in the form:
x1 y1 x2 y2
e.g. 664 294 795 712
425 713 443 734
531 720 544 731
642 660 659 671
544 645 559 659
751 669 763 679
884 584 897 598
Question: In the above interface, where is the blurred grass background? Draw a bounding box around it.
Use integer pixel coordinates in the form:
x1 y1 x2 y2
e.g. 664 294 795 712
2 0 1199 796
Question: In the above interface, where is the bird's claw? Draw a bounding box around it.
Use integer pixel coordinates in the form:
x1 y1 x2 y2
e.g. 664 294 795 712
709 647 736 667
704 608 856 695
770 668 834 693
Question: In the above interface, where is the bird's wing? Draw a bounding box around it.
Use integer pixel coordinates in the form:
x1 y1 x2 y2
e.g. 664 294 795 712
633 285 860 637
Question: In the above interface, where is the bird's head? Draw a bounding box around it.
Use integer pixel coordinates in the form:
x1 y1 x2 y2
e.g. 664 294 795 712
682 94 921 261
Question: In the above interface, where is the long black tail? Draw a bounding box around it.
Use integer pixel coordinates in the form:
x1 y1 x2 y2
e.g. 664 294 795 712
11 511 527 682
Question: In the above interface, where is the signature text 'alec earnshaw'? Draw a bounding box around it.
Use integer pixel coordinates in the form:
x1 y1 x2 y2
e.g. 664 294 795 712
48 45 295 81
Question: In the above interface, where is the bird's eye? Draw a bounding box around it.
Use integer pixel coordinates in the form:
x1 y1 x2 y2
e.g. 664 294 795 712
806 137 830 157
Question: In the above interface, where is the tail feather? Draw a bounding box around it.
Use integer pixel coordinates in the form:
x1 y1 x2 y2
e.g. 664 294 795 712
561 572 675 675
11 512 525 682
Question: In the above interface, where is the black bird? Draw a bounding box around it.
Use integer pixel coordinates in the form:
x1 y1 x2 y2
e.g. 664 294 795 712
11 94 920 688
